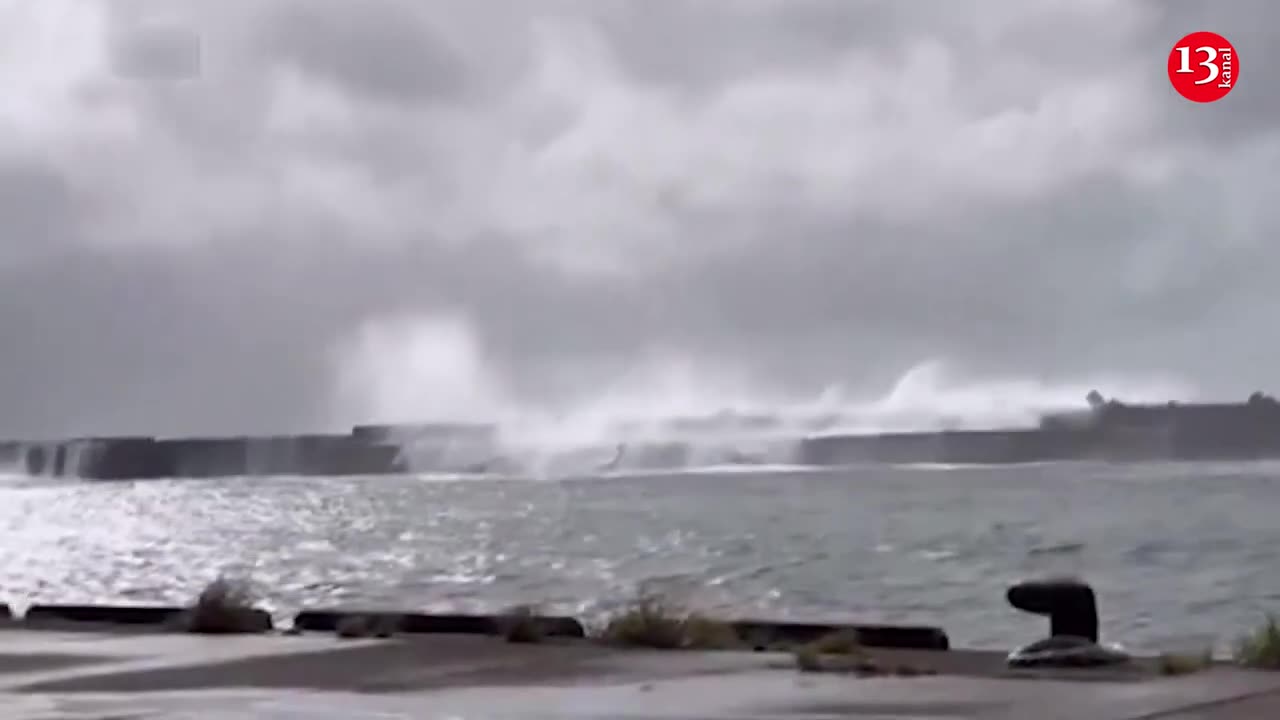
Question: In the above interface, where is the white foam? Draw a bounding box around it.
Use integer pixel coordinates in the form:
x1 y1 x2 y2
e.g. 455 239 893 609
331 316 1199 480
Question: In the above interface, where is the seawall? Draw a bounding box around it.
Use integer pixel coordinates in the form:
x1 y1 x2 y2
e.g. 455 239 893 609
2 433 409 480
799 418 1280 466
10 395 1280 480
796 428 1102 465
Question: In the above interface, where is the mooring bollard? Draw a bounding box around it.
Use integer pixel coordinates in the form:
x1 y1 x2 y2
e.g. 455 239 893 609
1006 577 1099 643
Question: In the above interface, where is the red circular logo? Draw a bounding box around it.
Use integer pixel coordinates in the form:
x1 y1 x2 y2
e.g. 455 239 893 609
1168 32 1238 103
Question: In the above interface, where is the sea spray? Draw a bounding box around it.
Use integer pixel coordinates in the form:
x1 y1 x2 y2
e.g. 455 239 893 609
331 314 1197 479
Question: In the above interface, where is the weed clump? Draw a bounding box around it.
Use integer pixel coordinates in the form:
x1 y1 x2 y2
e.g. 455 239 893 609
792 630 870 673
794 644 825 672
183 577 269 634
1235 615 1280 669
1158 649 1214 676
499 605 546 644
597 594 741 650
808 630 863 655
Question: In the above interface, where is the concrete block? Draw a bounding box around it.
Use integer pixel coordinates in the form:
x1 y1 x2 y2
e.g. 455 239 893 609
292 610 586 638
729 619 950 650
25 604 185 626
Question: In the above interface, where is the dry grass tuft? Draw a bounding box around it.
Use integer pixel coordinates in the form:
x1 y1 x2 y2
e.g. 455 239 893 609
597 594 742 650
499 605 546 644
808 630 863 655
1158 649 1214 676
183 576 269 634
793 644 825 672
1235 615 1280 669
792 630 868 673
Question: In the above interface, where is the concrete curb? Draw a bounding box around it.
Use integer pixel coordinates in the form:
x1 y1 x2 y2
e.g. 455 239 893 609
22 604 274 632
293 610 587 638
1 604 950 650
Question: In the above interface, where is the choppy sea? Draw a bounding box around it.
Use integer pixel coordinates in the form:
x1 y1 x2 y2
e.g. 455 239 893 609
1 460 1276 655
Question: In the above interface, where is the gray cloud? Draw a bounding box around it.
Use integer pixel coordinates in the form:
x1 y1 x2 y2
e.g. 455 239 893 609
0 0 1276 437
260 0 469 107
0 160 80 261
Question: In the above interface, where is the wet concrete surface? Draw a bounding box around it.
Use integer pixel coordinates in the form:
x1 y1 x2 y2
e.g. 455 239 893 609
0 653 107 676
0 630 1277 719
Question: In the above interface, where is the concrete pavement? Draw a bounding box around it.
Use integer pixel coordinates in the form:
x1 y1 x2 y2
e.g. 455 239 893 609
0 628 1276 719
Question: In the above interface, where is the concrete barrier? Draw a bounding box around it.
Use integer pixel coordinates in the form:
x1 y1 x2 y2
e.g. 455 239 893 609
797 429 1107 466
16 603 939 650
797 422 1280 467
280 436 407 476
72 434 411 480
324 443 407 476
61 437 156 477
187 608 275 634
292 610 587 638
23 604 274 632
77 437 177 480
0 441 21 465
24 604 186 626
157 437 250 477
351 423 495 443
245 435 347 476
0 442 64 476
22 444 53 476
729 620 949 650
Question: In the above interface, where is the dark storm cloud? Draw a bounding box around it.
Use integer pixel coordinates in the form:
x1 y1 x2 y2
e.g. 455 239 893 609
0 0 1276 435
260 0 469 106
649 167 1276 383
109 22 202 80
588 0 1133 95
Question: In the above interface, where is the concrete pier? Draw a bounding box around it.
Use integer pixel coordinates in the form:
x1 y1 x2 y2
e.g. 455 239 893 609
0 576 1270 717
0 629 1275 719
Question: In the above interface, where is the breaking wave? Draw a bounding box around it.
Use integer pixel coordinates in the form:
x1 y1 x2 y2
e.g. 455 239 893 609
333 316 1197 479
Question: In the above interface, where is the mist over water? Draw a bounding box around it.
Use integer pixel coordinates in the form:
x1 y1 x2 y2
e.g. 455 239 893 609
330 314 1199 478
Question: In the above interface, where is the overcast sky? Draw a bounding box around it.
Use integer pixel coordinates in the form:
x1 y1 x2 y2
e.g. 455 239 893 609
0 0 1276 437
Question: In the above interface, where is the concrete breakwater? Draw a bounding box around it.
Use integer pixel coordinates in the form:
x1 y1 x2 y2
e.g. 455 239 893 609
799 394 1280 465
0 431 409 480
4 421 1280 481
6 393 1280 479
796 427 1174 465
1 425 1080 480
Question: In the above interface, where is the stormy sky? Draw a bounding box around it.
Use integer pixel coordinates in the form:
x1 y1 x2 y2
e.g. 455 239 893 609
0 0 1276 438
